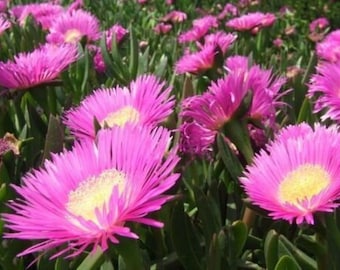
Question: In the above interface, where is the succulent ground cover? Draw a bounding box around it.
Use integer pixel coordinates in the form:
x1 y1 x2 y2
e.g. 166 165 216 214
1 0 340 269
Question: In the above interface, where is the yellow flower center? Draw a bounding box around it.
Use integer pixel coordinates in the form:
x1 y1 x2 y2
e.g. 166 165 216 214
278 164 330 206
100 106 140 128
66 169 126 223
64 29 82 43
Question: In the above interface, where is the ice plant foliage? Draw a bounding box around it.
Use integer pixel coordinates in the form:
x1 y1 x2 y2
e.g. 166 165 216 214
0 43 78 90
241 123 340 224
64 74 175 139
3 125 180 257
46 9 100 44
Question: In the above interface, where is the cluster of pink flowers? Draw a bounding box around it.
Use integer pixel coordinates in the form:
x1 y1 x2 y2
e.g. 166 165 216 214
4 74 180 258
179 56 286 155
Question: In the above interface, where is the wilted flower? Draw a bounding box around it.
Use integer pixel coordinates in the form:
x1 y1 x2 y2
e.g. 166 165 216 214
0 133 20 157
3 125 180 258
241 123 340 224
154 22 172 35
309 17 329 33
63 74 174 140
161 10 187 23
47 9 100 44
0 43 78 91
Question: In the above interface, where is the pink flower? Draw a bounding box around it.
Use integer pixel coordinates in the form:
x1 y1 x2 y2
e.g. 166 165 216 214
309 17 329 33
104 24 129 50
241 123 340 224
175 44 217 75
161 10 187 23
0 0 8 12
63 74 175 140
47 9 100 44
192 15 218 29
179 121 216 156
0 43 78 91
202 31 237 55
154 22 172 35
0 14 10 35
316 30 340 62
226 12 276 34
10 3 64 29
178 26 209 43
308 61 340 122
225 56 286 126
67 0 83 11
88 45 106 73
179 56 286 154
178 15 218 43
273 37 283 48
217 3 238 20
3 124 180 258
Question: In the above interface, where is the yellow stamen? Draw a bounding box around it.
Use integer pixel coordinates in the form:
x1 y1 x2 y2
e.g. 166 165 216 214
64 29 82 43
66 169 125 223
100 106 140 128
278 164 330 205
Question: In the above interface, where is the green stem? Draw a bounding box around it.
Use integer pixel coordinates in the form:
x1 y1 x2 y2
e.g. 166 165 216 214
223 119 254 164
115 238 145 270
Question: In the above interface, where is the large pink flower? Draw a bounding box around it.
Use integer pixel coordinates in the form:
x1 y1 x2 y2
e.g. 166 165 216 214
63 74 175 140
3 125 180 258
47 9 100 44
0 43 78 90
241 123 340 224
